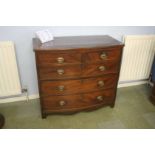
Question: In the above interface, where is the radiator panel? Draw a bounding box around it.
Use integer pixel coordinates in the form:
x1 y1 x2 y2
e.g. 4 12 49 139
0 41 21 97
119 35 155 82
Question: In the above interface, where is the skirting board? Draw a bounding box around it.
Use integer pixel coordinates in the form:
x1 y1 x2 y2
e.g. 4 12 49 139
118 80 148 88
0 94 39 104
0 80 148 104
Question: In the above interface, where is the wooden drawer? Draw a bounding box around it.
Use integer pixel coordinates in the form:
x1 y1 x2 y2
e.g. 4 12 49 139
38 64 82 80
85 48 121 63
83 60 119 77
40 75 117 96
37 51 81 66
42 89 115 110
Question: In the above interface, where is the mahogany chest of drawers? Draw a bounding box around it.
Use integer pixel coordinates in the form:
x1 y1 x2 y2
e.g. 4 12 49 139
33 35 124 118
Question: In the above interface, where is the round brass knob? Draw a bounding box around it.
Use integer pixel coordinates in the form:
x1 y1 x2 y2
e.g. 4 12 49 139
59 100 66 106
99 66 105 71
57 69 64 75
58 85 65 91
100 52 107 59
98 81 104 87
57 57 64 64
97 96 103 101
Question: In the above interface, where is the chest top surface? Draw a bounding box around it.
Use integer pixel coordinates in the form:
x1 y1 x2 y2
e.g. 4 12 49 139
33 35 124 51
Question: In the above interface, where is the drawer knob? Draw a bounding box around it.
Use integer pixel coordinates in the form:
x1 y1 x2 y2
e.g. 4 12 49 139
97 96 103 101
58 85 65 91
57 57 64 64
99 66 105 71
59 100 66 106
98 81 104 87
57 69 64 75
100 52 107 59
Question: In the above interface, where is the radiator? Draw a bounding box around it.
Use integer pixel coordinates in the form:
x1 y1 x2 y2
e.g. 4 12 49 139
0 41 21 97
119 35 155 82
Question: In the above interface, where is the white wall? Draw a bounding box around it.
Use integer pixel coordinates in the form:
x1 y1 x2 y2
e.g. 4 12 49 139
0 26 155 96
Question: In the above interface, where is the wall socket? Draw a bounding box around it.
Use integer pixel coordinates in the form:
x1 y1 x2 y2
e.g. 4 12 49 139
22 88 28 93
21 85 29 102
22 85 28 93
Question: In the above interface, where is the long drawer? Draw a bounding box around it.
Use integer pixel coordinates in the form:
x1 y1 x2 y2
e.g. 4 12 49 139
41 89 115 110
40 75 118 96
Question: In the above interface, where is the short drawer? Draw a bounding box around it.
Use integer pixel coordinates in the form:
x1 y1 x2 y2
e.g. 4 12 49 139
38 64 82 80
40 75 117 96
37 51 81 66
41 89 115 110
83 60 119 77
85 48 121 63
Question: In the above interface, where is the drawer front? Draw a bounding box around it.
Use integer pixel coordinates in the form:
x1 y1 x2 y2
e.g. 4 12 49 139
83 60 119 77
37 52 81 66
85 49 121 63
38 65 82 80
40 75 117 96
42 89 115 110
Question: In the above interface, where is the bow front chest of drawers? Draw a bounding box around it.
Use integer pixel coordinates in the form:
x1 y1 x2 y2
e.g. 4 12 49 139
33 35 124 118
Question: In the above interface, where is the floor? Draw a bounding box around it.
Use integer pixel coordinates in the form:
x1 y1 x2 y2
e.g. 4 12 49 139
0 84 155 129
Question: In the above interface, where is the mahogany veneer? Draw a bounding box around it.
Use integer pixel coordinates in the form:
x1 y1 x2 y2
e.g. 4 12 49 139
33 35 124 118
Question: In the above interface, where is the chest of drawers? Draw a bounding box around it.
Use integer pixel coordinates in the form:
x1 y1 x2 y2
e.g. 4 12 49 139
33 35 124 118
